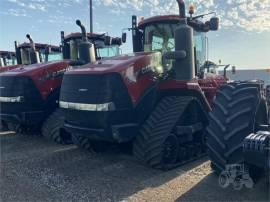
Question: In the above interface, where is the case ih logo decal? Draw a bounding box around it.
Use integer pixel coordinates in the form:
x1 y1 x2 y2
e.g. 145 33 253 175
125 65 154 84
140 65 153 75
38 68 67 83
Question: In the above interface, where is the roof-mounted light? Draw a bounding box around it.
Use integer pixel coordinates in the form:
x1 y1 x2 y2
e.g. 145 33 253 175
189 5 195 16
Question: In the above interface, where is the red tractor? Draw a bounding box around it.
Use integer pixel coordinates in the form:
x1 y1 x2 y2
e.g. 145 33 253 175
59 0 227 169
0 20 123 142
0 35 62 73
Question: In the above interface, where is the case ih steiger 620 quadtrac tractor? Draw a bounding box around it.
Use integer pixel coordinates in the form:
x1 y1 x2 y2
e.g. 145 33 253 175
59 0 227 169
0 35 62 73
0 20 123 141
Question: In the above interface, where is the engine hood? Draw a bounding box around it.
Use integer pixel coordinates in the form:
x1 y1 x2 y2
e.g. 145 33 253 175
0 60 70 77
0 64 22 73
65 52 162 75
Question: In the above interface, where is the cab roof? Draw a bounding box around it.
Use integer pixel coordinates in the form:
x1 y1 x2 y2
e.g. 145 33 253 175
138 14 210 33
0 51 16 57
17 43 61 52
138 15 180 28
64 32 106 41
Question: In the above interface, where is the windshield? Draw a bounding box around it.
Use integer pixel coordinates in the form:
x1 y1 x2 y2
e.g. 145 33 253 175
67 38 120 60
96 45 119 58
143 23 206 69
144 23 176 52
20 48 31 65
0 55 17 66
40 51 63 62
20 47 62 64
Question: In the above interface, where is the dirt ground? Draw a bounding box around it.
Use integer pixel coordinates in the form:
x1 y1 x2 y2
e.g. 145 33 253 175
0 132 269 202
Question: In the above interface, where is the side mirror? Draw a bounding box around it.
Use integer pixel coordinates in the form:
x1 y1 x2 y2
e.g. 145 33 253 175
209 17 219 31
104 36 112 46
122 32 127 43
232 66 236 74
163 50 186 60
111 37 122 46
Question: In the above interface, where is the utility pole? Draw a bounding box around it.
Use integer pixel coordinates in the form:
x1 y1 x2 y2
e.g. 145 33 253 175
89 0 93 33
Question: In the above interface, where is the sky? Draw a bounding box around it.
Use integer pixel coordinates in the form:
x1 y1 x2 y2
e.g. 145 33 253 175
0 0 270 69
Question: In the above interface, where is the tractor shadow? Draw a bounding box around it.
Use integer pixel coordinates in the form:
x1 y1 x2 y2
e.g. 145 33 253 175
176 172 270 202
1 132 210 201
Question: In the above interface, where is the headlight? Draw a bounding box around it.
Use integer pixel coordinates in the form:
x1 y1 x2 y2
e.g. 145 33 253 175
0 96 24 103
59 101 115 111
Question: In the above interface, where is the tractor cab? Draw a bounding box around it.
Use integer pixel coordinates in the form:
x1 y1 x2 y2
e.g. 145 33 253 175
61 30 122 62
0 51 17 67
131 8 218 78
15 37 62 65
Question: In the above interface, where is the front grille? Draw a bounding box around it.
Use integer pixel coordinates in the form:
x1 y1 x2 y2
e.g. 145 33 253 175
60 73 133 128
60 73 132 109
0 76 43 113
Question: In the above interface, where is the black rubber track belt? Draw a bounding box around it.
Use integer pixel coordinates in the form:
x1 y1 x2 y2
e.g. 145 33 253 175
42 109 71 145
133 96 206 170
206 83 263 173
72 134 92 151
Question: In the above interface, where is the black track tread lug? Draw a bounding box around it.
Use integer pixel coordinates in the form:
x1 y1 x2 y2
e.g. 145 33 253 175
72 135 92 151
133 96 201 169
42 109 71 145
206 127 226 149
206 82 267 173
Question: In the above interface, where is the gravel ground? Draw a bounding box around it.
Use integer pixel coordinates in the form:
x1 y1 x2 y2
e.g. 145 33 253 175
0 132 269 202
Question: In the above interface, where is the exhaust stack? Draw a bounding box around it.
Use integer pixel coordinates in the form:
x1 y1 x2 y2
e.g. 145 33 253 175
76 20 87 42
25 34 40 64
164 0 195 80
177 0 186 18
26 34 35 50
76 19 96 63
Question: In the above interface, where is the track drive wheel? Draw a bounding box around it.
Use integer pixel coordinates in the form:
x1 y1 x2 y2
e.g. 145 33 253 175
206 83 268 173
42 109 72 144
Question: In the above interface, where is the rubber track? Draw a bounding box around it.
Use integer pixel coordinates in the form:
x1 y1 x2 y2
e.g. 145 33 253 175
133 96 201 169
42 109 70 144
206 83 264 173
72 135 92 151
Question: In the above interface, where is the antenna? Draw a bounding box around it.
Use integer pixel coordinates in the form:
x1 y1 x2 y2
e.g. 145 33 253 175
89 0 93 33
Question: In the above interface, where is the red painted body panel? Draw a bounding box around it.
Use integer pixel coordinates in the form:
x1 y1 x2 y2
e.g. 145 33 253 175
0 64 22 73
66 52 157 104
1 60 71 99
158 79 212 111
